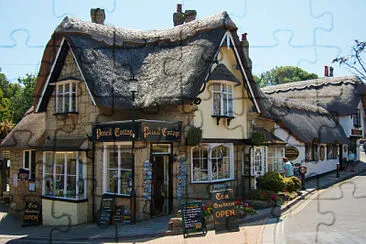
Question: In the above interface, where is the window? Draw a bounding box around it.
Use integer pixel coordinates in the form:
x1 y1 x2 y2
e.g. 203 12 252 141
55 81 78 113
319 145 325 161
23 150 36 180
43 152 86 200
191 144 233 183
212 83 233 116
103 145 132 195
313 143 319 161
327 144 337 159
305 144 313 161
267 147 285 173
353 109 361 127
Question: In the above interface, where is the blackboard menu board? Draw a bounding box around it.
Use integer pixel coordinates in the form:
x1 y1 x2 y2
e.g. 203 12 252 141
211 189 239 233
181 202 206 238
23 201 42 226
98 195 115 226
112 205 124 224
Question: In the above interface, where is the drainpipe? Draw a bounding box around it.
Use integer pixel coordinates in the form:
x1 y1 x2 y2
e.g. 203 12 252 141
92 140 96 222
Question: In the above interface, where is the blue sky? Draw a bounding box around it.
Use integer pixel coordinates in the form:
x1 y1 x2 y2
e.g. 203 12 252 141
0 0 365 82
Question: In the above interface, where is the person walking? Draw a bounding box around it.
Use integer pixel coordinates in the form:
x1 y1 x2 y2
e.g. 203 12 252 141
348 151 355 172
283 157 294 178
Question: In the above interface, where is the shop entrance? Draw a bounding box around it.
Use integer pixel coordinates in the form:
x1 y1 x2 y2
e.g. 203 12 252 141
151 144 172 217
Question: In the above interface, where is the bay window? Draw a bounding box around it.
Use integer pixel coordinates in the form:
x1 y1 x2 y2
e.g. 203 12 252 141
43 152 87 200
267 147 285 173
56 81 78 113
103 145 132 195
191 144 233 183
212 83 233 117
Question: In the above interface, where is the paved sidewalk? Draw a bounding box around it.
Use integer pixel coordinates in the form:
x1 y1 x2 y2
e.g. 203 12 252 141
1 161 366 243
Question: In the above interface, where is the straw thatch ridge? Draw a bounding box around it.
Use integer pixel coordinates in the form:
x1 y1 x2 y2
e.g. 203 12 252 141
262 76 366 116
0 107 45 149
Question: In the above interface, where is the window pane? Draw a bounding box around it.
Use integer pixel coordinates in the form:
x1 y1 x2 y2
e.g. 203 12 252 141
213 93 221 115
67 175 76 198
212 83 220 91
223 93 228 115
24 151 30 169
192 148 208 181
227 94 233 115
78 162 84 197
30 151 36 180
67 153 77 175
120 170 132 195
55 153 65 197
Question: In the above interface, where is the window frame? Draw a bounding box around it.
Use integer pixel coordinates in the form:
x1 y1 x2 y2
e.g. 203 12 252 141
267 147 285 173
327 144 337 160
23 150 36 180
353 109 361 127
55 80 78 114
191 143 234 183
103 144 133 196
42 151 87 200
211 83 234 117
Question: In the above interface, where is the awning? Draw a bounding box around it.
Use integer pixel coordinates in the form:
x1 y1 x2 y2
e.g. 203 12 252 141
37 137 89 151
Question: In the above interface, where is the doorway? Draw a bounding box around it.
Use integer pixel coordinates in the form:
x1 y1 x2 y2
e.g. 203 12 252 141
150 144 172 217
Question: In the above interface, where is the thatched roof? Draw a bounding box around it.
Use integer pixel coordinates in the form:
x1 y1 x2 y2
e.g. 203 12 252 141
257 88 348 144
208 63 240 84
35 12 260 111
262 76 366 116
0 107 45 149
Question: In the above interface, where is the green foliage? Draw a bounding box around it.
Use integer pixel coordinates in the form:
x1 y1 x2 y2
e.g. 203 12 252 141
0 120 15 139
0 70 36 129
255 66 318 87
186 126 203 146
251 131 266 145
256 172 286 192
284 176 302 192
333 40 366 81
247 189 276 201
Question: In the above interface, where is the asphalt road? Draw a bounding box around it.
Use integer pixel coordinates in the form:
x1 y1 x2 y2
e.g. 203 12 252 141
263 173 366 244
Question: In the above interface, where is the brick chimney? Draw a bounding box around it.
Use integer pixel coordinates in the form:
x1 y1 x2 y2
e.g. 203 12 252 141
173 4 197 26
240 33 252 72
184 10 197 23
329 66 334 77
91 8 105 25
324 65 329 77
173 4 184 26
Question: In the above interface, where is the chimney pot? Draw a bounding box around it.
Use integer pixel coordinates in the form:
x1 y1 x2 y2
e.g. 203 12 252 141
242 33 247 41
90 8 105 25
329 66 334 77
324 65 329 77
177 4 182 13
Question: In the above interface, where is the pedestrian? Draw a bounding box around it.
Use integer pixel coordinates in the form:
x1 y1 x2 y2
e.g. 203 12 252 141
363 142 366 156
283 157 294 178
293 163 301 179
348 151 355 172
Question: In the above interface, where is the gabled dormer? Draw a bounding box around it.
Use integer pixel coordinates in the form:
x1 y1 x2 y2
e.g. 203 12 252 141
194 31 261 140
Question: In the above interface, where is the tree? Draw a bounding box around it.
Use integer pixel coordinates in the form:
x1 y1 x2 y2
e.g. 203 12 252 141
255 66 318 88
10 74 36 123
333 40 366 81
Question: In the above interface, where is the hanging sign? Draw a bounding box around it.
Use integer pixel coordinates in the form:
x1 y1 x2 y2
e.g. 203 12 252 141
92 121 182 142
211 189 239 233
285 146 299 161
181 202 206 238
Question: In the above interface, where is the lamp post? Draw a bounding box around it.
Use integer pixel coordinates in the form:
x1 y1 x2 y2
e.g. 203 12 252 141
129 74 138 225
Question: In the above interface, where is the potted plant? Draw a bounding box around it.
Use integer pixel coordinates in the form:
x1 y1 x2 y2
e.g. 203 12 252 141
186 126 203 146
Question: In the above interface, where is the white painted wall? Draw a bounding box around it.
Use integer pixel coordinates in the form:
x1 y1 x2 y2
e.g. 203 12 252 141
273 124 339 177
338 116 353 137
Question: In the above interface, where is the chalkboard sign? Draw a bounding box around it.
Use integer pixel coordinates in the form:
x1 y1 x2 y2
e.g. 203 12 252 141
181 202 206 238
98 195 115 226
112 205 124 224
211 189 239 233
23 200 42 226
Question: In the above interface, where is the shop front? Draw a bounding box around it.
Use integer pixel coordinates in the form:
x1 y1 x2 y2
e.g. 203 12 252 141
92 120 182 221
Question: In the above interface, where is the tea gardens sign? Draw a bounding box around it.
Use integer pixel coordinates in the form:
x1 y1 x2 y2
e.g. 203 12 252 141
285 146 299 161
92 120 182 142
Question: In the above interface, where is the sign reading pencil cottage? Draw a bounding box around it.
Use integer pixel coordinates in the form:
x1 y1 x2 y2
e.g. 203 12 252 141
92 120 182 142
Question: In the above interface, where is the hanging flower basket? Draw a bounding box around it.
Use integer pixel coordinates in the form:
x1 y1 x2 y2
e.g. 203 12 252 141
186 126 203 146
251 131 266 145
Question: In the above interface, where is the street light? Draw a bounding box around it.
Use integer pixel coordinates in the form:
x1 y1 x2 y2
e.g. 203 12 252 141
129 73 138 225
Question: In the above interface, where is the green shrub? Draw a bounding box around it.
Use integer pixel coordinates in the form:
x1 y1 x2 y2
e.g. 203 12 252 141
284 177 301 192
256 172 285 192
247 189 276 201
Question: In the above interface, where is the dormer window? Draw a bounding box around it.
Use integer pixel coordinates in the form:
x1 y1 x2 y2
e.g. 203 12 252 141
212 83 233 117
55 81 78 113
353 109 361 127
